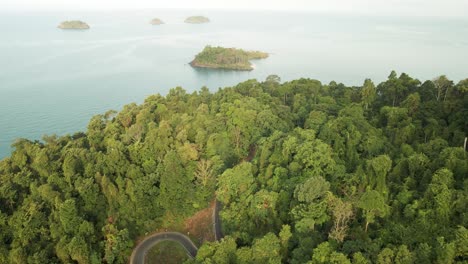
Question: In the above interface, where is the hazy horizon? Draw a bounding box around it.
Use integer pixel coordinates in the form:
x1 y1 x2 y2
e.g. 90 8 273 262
2 0 468 17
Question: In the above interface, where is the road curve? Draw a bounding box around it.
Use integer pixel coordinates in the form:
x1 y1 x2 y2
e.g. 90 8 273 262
130 200 223 264
129 232 198 264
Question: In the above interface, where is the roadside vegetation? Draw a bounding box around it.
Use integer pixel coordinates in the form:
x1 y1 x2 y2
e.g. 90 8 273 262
146 241 188 264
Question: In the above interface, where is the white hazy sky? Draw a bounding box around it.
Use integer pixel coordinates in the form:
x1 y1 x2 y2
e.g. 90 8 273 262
2 0 468 17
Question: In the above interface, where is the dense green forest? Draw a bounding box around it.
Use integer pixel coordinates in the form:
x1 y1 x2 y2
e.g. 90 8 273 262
190 46 268 71
0 72 467 264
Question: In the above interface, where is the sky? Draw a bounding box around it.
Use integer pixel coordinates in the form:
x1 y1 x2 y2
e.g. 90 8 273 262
2 0 468 17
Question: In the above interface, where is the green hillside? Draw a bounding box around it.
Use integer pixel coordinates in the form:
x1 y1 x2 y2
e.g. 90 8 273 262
0 73 467 263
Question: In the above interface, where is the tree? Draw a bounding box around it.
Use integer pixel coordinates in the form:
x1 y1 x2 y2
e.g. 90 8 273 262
194 159 216 197
360 79 376 110
311 242 351 264
454 226 468 259
287 128 336 178
292 176 330 233
216 163 257 239
357 190 388 232
377 248 394 264
279 225 292 260
311 242 333 263
59 199 82 235
195 236 238 263
221 98 261 157
414 243 432 263
377 71 406 107
266 74 281 84
250 233 282 264
68 236 89 264
217 162 255 205
304 111 327 131
159 151 193 215
327 195 354 242
401 93 420 116
434 237 456 264
394 245 414 264
423 168 454 223
248 189 279 232
433 75 454 102
103 224 132 264
352 252 370 264
365 155 392 196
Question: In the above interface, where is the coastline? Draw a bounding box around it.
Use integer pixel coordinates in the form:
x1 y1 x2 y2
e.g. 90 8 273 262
189 60 254 71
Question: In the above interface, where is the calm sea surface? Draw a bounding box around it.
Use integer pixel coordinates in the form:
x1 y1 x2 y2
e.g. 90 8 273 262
1 9 467 158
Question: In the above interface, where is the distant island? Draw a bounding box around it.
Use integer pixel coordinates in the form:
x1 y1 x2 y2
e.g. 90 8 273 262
58 20 90 30
150 18 164 25
190 46 269 71
184 16 210 24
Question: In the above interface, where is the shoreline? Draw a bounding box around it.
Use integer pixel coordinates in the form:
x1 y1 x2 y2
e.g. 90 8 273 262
189 61 254 71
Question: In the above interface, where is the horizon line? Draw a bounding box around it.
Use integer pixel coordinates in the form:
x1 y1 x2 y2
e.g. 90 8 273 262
1 7 467 19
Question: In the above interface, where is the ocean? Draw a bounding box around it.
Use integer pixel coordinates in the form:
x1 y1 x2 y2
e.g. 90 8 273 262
0 9 467 158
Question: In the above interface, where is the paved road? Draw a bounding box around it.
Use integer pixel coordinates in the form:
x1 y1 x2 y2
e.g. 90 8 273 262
130 200 223 264
213 200 223 241
129 232 198 264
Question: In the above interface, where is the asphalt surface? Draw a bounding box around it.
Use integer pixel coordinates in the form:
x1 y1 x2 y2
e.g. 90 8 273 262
129 232 198 264
130 200 223 264
213 200 223 241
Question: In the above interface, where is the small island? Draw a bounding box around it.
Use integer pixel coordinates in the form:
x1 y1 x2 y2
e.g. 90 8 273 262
58 20 90 30
190 46 269 71
184 16 210 24
150 18 164 25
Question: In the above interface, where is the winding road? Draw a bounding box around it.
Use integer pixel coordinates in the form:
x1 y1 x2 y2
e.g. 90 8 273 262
129 200 223 264
129 232 197 264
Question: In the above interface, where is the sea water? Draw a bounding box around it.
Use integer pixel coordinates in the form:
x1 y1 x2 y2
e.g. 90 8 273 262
1 9 467 158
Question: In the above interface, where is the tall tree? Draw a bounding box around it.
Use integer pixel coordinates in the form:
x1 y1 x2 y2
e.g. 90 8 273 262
360 79 376 110
357 190 388 232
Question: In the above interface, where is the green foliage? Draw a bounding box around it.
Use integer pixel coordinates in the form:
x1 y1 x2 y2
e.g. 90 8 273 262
250 233 282 263
365 155 392 196
292 176 330 233
194 234 281 264
454 226 468 259
377 248 394 264
190 46 269 70
310 241 351 264
352 252 370 264
159 151 194 215
266 74 281 84
103 224 132 264
195 236 238 263
357 190 388 232
394 245 414 264
0 73 466 263
360 78 376 110
423 168 455 223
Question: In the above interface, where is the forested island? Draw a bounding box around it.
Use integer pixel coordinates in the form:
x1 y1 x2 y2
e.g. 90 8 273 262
0 73 467 264
150 18 164 25
58 20 90 30
184 16 210 24
190 46 269 71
